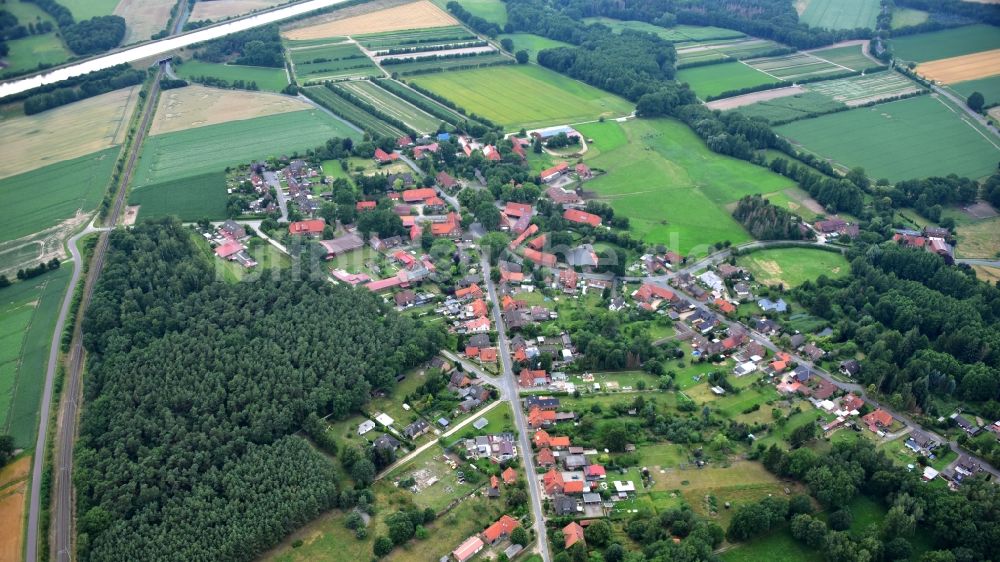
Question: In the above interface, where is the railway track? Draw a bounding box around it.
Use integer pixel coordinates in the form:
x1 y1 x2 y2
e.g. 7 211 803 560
46 65 164 562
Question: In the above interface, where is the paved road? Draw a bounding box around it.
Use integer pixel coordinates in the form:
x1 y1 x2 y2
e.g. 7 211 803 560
479 253 552 562
263 171 289 223
23 222 105 562
956 258 1000 268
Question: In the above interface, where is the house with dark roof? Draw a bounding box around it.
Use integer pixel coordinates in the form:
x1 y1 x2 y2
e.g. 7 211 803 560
840 360 861 377
403 419 430 439
374 434 400 451
553 494 579 516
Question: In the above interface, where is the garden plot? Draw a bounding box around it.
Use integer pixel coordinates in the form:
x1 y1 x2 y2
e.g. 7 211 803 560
338 81 442 132
744 52 851 81
676 37 786 66
805 71 924 106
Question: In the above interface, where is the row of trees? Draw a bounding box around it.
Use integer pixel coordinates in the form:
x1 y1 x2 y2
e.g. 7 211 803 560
23 65 145 114
732 195 808 240
77 220 446 560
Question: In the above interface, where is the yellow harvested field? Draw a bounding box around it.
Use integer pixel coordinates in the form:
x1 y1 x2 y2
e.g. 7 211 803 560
150 85 312 135
917 49 1000 84
115 0 175 44
973 265 1000 284
283 0 458 40
0 87 137 180
189 0 283 21
0 456 30 562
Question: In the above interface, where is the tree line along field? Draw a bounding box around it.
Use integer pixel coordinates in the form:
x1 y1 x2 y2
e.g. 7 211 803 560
797 0 880 31
574 118 796 255
287 41 381 82
497 32 571 62
338 80 442 133
380 51 510 76
432 0 506 26
303 85 405 138
410 64 634 129
174 59 290 92
0 266 71 447
580 18 745 44
889 24 1000 63
775 95 1000 182
353 25 476 50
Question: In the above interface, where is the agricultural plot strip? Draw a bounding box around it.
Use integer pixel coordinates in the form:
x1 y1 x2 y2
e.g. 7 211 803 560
917 49 1000 84
805 71 924 106
283 0 459 40
339 80 442 133
302 85 405 138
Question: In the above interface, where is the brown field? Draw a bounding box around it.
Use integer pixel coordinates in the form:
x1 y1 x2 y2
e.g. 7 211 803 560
0 87 138 180
189 0 284 21
282 0 458 40
955 216 1000 258
0 456 30 562
115 0 175 44
988 106 1000 122
149 85 311 135
973 265 1000 283
705 86 805 110
917 49 1000 84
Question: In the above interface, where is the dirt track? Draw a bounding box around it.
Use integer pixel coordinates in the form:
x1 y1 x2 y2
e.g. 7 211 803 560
704 86 804 110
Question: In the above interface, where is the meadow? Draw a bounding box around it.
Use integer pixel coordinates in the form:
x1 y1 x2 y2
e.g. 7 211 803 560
58 0 120 19
737 247 849 288
0 32 71 77
676 62 780 100
410 64 634 129
303 85 405 137
776 95 1000 181
889 24 1000 63
891 7 928 29
720 528 817 562
731 91 845 125
339 80 441 133
580 18 745 44
0 147 118 242
948 75 1000 107
133 110 359 188
130 172 229 222
0 266 71 447
433 0 507 25
174 60 290 92
498 32 571 62
807 43 880 71
798 0 879 30
376 79 477 126
955 216 1000 259
574 119 795 255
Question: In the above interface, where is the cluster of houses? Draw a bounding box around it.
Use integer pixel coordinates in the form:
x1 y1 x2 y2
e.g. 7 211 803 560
531 425 618 518
892 227 955 264
451 514 522 562
204 220 258 269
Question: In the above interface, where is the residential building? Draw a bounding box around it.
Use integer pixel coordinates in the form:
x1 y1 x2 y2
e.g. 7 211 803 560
564 522 586 549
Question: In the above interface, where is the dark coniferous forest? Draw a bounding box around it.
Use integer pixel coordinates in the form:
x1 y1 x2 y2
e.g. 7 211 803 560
75 220 445 561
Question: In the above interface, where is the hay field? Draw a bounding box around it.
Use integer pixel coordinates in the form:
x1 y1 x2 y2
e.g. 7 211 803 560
0 86 137 180
738 247 849 287
189 0 283 21
955 216 1000 259
0 456 30 562
918 49 1000 84
798 0 880 30
676 62 780 99
59 0 119 19
283 0 457 40
150 85 311 135
115 0 175 44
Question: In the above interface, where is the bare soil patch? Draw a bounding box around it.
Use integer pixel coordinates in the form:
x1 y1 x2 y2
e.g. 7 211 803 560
918 49 1000 84
121 205 140 226
0 87 137 180
150 85 311 135
0 456 30 562
189 0 283 21
785 188 825 214
705 86 804 110
962 201 998 220
0 211 90 277
115 0 175 44
989 106 1000 122
283 0 458 40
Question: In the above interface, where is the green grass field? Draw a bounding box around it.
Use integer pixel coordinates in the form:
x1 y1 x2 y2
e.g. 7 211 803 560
410 64 634 129
575 118 795 255
58 0 120 19
0 147 118 242
339 80 443 133
432 0 506 25
677 62 780 99
288 41 381 81
581 18 745 43
375 79 477 126
809 44 881 71
721 528 818 562
382 52 511 75
174 60 289 92
890 24 1000 63
799 0 879 30
733 92 846 125
1 32 72 76
676 37 787 66
891 7 928 29
805 71 922 105
950 75 1000 108
498 33 571 62
745 52 851 81
133 110 359 188
738 248 849 287
304 85 405 138
0 266 71 447
130 172 229 222
776 95 1000 181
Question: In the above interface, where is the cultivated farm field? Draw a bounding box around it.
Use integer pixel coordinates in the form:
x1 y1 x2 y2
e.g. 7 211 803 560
283 0 458 40
382 52 510 75
114 0 175 44
498 32 571 62
130 172 229 222
889 24 1000 63
805 71 923 106
375 79 477 126
0 267 71 446
744 51 853 81
174 60 289 92
0 86 136 179
776 95 1000 181
917 49 1000 84
0 456 31 560
150 85 312 136
949 74 1000 107
581 18 745 44
188 0 284 21
59 0 120 19
797 0 880 30
338 80 441 132
303 85 405 137
432 0 507 25
676 37 786 66
807 43 881 70
729 91 845 125
676 62 780 99
737 247 849 287
353 26 475 50
575 119 795 255
287 41 381 82
133 110 360 188
410 64 633 129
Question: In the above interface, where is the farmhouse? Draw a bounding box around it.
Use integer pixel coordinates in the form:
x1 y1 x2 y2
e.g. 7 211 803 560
863 409 894 433
563 209 602 227
374 148 398 164
219 220 246 240
541 162 569 183
482 515 520 545
436 171 458 189
547 185 582 206
402 188 437 203
288 219 325 236
524 248 557 268
431 212 461 238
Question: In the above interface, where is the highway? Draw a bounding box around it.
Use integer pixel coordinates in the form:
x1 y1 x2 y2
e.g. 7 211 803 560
0 0 351 98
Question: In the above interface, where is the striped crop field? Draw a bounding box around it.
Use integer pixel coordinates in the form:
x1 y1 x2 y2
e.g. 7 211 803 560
339 81 442 133
745 52 852 81
805 71 924 106
302 86 405 138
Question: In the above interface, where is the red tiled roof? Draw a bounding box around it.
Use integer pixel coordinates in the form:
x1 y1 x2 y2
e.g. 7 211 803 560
374 148 398 163
563 480 584 494
425 196 446 207
523 248 557 267
527 234 547 251
508 223 539 250
356 200 377 211
549 436 570 448
585 464 606 477
504 202 533 218
402 188 437 203
288 219 325 235
563 209 602 227
436 171 457 188
715 298 736 314
491 475 500 489
533 429 550 448
564 522 585 549
502 467 517 484
635 283 675 303
537 447 555 466
470 299 488 318
863 408 893 428
482 515 519 544
466 346 480 358
431 212 460 237
215 241 244 259
456 284 483 299
540 162 568 180
410 223 422 240
480 348 498 362
543 468 564 495
452 536 484 562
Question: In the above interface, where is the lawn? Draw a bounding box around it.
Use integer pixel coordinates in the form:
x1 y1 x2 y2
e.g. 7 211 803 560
432 0 506 25
383 444 481 512
955 216 1000 259
889 24 1000 63
409 64 634 130
799 0 879 30
130 172 229 222
59 0 120 19
775 95 1000 181
574 118 796 255
0 266 71 447
174 60 290 92
639 443 690 468
1 32 71 76
0 147 118 242
720 527 819 562
737 247 849 288
677 62 780 100
132 110 359 188
498 33 572 62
